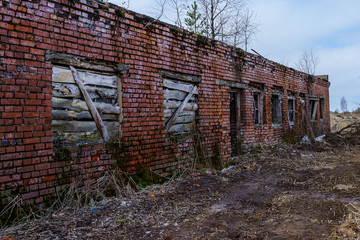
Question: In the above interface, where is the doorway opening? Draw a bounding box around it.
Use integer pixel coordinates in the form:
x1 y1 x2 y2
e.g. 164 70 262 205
229 92 241 156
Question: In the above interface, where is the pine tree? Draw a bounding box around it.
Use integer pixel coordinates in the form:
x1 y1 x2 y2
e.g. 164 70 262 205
184 1 206 35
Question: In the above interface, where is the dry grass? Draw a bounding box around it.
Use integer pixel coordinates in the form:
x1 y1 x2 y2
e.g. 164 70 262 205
331 203 360 239
0 160 204 232
57 170 136 209
1 141 360 239
2 115 360 238
0 166 208 239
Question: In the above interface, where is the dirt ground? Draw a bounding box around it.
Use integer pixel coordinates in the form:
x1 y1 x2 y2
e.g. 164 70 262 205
2 115 360 239
2 139 360 239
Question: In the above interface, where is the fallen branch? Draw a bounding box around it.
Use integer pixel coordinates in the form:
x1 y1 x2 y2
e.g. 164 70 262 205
301 100 315 143
336 122 360 135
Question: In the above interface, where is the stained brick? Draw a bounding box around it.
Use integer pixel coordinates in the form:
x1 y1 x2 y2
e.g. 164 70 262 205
43 175 56 182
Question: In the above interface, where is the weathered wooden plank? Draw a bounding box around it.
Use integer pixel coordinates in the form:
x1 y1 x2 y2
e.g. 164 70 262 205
165 115 195 125
52 109 118 121
160 71 201 83
163 101 198 111
53 120 119 133
311 101 319 120
164 110 195 118
164 89 196 101
165 86 197 133
53 66 118 88
53 83 117 99
168 122 195 133
52 97 120 114
163 79 199 94
301 100 315 143
70 66 110 142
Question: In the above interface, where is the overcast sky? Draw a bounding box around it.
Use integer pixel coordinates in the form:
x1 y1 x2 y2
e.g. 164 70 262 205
108 0 360 112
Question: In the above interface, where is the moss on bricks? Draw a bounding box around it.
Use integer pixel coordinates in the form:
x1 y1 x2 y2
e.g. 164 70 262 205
54 147 72 162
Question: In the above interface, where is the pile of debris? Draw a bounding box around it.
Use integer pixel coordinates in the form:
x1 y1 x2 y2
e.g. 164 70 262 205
326 120 360 147
330 112 360 132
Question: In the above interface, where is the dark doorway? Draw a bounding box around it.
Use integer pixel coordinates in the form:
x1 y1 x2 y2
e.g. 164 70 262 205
229 92 241 156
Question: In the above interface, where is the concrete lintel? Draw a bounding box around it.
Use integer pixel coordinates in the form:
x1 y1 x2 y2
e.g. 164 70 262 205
215 79 248 89
160 70 201 83
45 51 117 73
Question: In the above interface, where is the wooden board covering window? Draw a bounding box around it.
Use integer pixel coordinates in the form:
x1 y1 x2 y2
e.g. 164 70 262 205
163 78 198 133
52 65 120 146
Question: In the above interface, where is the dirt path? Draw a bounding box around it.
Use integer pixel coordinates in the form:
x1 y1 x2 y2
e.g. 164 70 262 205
2 142 360 239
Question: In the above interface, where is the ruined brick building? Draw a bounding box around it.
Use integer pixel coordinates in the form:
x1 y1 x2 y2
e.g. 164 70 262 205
0 0 330 206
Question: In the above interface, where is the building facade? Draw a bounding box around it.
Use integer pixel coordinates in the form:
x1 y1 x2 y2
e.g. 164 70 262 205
0 0 330 206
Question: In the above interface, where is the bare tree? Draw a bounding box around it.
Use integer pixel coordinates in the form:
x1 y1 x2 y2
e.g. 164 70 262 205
231 9 243 47
145 0 167 28
197 0 244 40
123 0 130 9
341 97 348 113
151 0 167 20
296 49 319 75
355 102 360 113
231 8 258 51
168 0 188 28
279 56 290 66
239 9 258 51
154 0 259 51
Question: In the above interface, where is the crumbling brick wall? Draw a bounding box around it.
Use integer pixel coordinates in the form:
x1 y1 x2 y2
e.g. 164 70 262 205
0 0 330 206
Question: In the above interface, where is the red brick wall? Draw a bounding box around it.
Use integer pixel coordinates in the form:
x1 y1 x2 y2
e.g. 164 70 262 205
0 0 330 206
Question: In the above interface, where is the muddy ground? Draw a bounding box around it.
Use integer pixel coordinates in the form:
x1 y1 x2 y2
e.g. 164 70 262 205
2 136 360 240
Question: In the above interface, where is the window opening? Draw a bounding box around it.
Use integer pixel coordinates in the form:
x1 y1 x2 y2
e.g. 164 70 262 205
272 94 282 125
253 93 263 125
309 99 319 121
288 98 295 125
319 98 325 119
